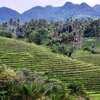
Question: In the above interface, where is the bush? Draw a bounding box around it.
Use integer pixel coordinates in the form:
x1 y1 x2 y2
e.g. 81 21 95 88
0 32 12 38
0 66 90 100
51 43 74 57
28 29 48 45
68 82 90 100
0 66 18 81
83 47 100 54
0 67 67 100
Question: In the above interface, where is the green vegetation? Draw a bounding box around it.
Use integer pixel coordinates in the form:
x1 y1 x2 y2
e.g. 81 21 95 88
0 26 12 38
72 38 100 66
1 18 100 56
0 37 100 93
71 50 92 58
0 18 100 99
76 54 100 66
0 66 89 100
89 94 100 100
83 38 100 50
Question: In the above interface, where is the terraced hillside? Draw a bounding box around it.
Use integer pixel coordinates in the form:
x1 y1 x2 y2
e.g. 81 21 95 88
72 50 100 66
83 38 100 50
76 54 100 66
0 37 100 91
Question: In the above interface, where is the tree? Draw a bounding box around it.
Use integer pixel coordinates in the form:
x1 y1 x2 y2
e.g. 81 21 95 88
68 82 89 100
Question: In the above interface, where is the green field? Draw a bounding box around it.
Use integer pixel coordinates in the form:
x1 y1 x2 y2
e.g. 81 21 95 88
0 37 100 94
76 54 100 66
72 50 100 66
89 94 100 100
72 38 100 66
83 38 100 50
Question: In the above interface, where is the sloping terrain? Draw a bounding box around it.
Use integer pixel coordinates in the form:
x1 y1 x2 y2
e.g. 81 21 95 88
93 5 100 16
75 38 100 66
76 54 100 66
0 37 100 91
0 7 20 23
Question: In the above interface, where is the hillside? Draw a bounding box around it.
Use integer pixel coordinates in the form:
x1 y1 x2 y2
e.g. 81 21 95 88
0 37 100 91
93 5 100 16
74 38 100 66
0 7 20 23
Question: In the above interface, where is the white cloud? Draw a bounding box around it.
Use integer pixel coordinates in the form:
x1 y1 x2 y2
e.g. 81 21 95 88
0 0 100 13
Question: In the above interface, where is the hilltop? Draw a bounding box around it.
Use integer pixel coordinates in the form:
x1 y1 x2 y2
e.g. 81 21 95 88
0 37 100 91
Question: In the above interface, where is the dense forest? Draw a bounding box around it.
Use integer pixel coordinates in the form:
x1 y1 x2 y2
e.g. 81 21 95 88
1 18 100 56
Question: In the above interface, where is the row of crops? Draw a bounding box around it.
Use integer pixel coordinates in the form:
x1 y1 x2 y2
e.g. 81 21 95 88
0 37 100 91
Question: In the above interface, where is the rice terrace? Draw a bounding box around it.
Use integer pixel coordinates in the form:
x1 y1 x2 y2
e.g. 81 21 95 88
0 0 100 100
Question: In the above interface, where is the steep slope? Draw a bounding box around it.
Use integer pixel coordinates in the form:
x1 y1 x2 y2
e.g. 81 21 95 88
0 37 100 91
0 7 20 23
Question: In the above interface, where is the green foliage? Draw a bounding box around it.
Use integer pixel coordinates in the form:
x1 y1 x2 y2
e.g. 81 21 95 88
28 29 48 45
68 82 85 95
0 66 69 100
50 43 74 57
0 65 18 81
71 50 92 58
28 31 43 44
84 19 100 37
2 18 100 57
68 82 90 100
76 54 100 66
89 94 100 100
0 26 12 38
0 31 12 38
0 37 99 92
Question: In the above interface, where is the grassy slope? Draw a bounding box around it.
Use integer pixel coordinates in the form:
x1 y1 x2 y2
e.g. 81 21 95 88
0 37 100 91
75 38 100 66
83 38 100 50
76 54 100 66
90 94 100 100
72 50 100 66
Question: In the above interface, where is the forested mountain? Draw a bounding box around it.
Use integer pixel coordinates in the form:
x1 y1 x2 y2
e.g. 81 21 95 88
0 7 20 23
21 2 100 21
0 2 100 22
93 4 100 15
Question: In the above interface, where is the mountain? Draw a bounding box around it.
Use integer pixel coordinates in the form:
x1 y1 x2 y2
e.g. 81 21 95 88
93 5 100 16
57 2 99 19
21 6 60 21
0 2 100 22
22 2 99 21
0 7 20 23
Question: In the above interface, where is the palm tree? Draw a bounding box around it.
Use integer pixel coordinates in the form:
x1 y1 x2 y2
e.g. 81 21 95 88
68 83 89 100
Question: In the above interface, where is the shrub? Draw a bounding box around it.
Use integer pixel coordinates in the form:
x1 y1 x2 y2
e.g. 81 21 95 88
68 82 90 100
0 66 18 81
83 47 100 54
0 32 12 38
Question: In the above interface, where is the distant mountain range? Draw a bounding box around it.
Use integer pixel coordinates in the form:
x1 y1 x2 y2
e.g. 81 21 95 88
0 2 100 23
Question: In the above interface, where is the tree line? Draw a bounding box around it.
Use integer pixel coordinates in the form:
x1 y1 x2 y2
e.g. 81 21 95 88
1 18 100 56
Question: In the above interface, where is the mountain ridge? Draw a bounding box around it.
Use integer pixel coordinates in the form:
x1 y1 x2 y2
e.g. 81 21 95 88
0 2 100 22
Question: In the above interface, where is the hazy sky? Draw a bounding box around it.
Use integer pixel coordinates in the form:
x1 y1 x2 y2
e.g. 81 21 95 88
0 0 100 13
